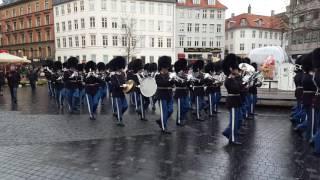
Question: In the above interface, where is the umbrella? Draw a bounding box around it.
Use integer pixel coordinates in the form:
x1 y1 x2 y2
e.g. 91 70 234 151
0 52 31 64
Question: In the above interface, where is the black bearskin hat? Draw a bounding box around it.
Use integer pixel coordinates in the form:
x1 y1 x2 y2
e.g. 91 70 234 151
295 55 303 66
174 59 188 73
144 63 150 71
301 53 313 72
62 62 69 69
312 48 320 69
205 62 215 74
158 56 172 71
149 63 158 72
85 61 97 73
214 61 222 73
67 57 79 69
53 61 62 71
109 56 126 71
105 63 110 70
222 54 239 76
97 62 106 71
44 60 54 68
127 61 133 71
77 63 84 72
192 60 204 72
132 59 144 73
243 57 251 64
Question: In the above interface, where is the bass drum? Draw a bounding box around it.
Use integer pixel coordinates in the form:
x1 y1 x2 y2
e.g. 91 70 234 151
140 77 157 97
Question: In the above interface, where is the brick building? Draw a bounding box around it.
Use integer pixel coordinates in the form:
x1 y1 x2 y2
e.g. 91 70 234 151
0 0 55 61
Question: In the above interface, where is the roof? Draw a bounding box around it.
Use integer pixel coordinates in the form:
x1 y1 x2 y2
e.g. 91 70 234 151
0 0 28 9
177 0 227 9
225 13 284 31
53 0 176 6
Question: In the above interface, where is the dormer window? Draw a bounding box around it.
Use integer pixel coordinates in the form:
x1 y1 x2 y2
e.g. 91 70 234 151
255 19 262 27
178 0 186 3
208 0 215 5
240 19 247 26
193 0 200 5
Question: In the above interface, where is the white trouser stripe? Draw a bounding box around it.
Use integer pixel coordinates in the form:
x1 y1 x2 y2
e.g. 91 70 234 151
116 98 121 122
209 94 212 115
231 108 235 142
312 107 315 137
214 93 217 112
140 94 144 118
160 100 165 130
111 95 115 113
197 97 200 119
86 94 92 117
134 92 138 110
178 98 181 124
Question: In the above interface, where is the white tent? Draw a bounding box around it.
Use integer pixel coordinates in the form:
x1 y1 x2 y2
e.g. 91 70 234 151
0 52 31 64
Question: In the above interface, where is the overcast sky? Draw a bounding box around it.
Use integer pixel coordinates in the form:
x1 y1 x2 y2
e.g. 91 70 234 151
220 0 289 18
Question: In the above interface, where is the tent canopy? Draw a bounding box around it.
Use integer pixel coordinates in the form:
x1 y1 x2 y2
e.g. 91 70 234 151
0 52 31 64
248 46 290 65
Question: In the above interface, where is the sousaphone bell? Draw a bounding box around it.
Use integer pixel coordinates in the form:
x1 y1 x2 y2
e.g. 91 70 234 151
122 80 136 94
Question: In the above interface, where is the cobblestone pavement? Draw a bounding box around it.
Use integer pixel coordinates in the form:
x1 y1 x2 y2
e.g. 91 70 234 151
0 86 319 180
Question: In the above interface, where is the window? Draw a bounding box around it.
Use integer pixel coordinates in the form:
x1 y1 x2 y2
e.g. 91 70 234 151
75 36 79 47
102 17 108 28
149 20 154 31
187 37 192 47
62 22 66 31
69 37 73 47
74 20 78 30
193 0 200 4
187 23 192 32
149 3 154 15
270 32 273 39
252 30 256 38
29 32 33 43
112 35 118 46
195 10 200 19
158 4 163 15
55 7 59 16
13 22 17 30
158 38 163 48
203 10 207 19
240 43 244 51
82 55 86 61
63 37 66 47
275 33 278 40
111 0 117 12
36 17 41 26
179 23 185 32
230 44 233 52
81 19 85 29
209 38 214 47
252 43 255 49
210 10 215 19
45 15 50 25
57 38 61 48
217 24 221 33
195 24 199 32
259 31 263 38
81 35 86 47
158 21 163 31
56 23 60 32
20 7 24 15
80 0 84 11
150 37 155 47
61 5 65 15
90 17 95 28
28 18 32 28
74 2 78 12
68 21 72 31
67 3 71 13
103 35 108 46
121 18 127 29
121 0 126 12
131 1 136 13
28 4 32 13
208 0 215 5
36 1 40 11
217 11 222 19
149 56 154 63
179 36 184 47
90 35 96 46
167 38 172 48
194 37 199 47
101 0 107 10
103 55 108 63
216 40 220 47
140 2 145 14
209 24 214 33
202 38 206 47
91 54 96 61
21 33 25 43
46 30 50 40
202 24 207 33
112 19 118 29
187 9 192 18
240 30 245 38
264 32 268 39
45 0 49 10
89 0 95 11
140 36 145 48
140 20 146 31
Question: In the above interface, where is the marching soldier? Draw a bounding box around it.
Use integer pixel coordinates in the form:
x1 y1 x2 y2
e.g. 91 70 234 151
222 54 242 145
52 61 64 108
149 62 158 111
44 61 54 97
204 62 217 117
63 57 81 113
155 56 174 134
109 56 128 126
192 60 206 121
174 58 190 126
84 61 101 120
97 62 107 105
248 63 263 119
77 63 86 106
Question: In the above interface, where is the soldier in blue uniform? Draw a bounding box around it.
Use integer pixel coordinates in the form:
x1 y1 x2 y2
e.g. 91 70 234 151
52 61 64 109
63 57 80 113
247 63 263 119
212 61 224 114
84 61 101 120
149 62 158 111
222 54 242 145
155 56 174 134
77 63 86 106
204 62 218 117
109 56 128 127
192 60 206 121
97 62 107 105
174 58 190 126
44 61 54 97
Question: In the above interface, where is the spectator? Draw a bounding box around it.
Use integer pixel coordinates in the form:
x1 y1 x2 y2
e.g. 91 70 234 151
0 67 5 96
27 67 39 91
6 65 21 103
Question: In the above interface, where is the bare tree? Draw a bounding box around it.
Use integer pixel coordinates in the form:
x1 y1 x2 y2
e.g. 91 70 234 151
122 18 139 63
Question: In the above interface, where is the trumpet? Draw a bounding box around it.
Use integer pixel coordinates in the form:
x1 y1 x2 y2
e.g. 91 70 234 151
86 69 97 78
169 72 187 83
70 71 79 79
294 64 302 71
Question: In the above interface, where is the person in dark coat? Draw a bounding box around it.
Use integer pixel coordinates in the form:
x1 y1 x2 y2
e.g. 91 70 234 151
0 67 5 96
27 67 39 91
6 65 21 103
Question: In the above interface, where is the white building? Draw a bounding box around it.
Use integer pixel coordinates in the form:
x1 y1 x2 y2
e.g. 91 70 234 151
175 0 227 61
53 0 176 63
225 6 286 57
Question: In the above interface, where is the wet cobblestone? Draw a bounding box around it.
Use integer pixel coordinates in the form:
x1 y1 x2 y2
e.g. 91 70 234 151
0 86 319 180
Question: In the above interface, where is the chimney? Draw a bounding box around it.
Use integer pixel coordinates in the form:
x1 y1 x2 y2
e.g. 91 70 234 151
271 10 275 16
248 4 251 14
231 13 235 18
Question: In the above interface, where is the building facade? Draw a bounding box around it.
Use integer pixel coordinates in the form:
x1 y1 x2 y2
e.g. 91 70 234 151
175 0 226 61
53 0 176 63
0 0 55 61
287 0 320 56
225 6 285 57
